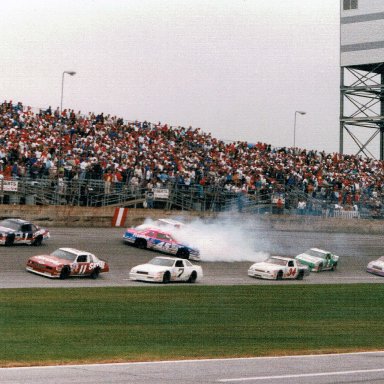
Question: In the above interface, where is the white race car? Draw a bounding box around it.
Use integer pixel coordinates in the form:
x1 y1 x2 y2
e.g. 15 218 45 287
367 256 384 277
248 256 309 280
129 256 203 283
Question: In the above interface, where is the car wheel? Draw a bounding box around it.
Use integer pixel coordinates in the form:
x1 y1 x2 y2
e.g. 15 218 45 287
331 263 337 271
177 248 190 259
318 263 323 272
31 236 43 246
276 271 283 280
188 271 197 283
59 266 71 279
296 270 304 280
5 234 15 246
90 267 100 279
162 271 171 284
135 238 147 249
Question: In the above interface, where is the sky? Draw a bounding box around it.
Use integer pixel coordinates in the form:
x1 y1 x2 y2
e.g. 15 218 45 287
1 0 350 155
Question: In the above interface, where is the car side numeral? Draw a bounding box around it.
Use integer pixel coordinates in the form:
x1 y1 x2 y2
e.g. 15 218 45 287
287 268 296 276
177 268 184 277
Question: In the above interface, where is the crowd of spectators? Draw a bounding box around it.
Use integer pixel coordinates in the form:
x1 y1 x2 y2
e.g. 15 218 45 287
0 99 383 213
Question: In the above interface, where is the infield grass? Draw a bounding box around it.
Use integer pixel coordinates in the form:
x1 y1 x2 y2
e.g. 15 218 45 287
1 284 383 366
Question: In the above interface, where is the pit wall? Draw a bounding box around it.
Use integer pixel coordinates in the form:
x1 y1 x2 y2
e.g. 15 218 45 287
0 205 383 234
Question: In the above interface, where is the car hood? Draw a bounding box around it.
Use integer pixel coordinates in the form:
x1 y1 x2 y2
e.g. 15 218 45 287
131 263 168 273
368 259 384 268
249 262 281 272
29 255 71 267
0 226 15 234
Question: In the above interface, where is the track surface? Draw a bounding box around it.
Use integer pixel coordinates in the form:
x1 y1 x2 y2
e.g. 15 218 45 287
0 226 382 288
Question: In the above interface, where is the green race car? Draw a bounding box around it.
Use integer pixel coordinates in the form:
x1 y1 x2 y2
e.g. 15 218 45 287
295 248 339 272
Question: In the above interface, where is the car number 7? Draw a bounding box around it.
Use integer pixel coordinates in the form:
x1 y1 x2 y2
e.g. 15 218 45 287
177 268 184 277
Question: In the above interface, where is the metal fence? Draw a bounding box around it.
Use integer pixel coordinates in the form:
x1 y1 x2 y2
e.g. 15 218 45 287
0 176 383 219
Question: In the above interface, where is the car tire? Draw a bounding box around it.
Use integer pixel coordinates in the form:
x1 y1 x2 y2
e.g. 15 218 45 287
177 248 190 259
135 238 147 249
59 266 71 280
276 270 283 280
5 234 14 246
162 271 171 284
296 270 304 280
188 271 197 283
318 263 323 272
331 263 337 271
90 267 100 279
31 236 43 246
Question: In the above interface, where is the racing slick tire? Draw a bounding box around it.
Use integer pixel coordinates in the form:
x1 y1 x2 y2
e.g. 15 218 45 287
59 266 71 280
276 270 283 280
4 234 15 246
296 270 304 280
176 248 190 259
162 271 171 284
187 271 197 283
90 267 100 279
331 263 337 271
31 236 43 246
135 238 147 249
318 263 323 273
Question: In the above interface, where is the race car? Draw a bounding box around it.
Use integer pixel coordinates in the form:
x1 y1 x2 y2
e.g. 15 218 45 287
26 247 109 279
123 227 200 260
248 256 309 280
295 248 339 272
367 256 384 277
0 218 50 246
129 256 203 283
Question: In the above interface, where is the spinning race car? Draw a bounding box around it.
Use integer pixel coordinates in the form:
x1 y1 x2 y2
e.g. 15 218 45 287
129 256 203 283
248 256 309 280
123 227 200 260
0 218 50 246
295 248 339 272
26 247 109 279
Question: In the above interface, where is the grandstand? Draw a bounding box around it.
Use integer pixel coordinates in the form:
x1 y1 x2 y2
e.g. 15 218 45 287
0 100 383 219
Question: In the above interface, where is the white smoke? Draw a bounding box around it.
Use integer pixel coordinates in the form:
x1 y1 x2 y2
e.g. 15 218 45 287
139 216 270 262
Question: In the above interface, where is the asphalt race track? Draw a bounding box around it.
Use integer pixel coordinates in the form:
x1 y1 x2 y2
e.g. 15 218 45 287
3 352 384 384
0 226 383 288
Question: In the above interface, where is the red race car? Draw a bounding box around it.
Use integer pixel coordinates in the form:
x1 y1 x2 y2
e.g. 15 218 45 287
26 247 109 279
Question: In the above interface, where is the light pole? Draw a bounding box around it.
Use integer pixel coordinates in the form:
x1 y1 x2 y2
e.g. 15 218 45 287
293 110 306 147
60 70 76 113
59 71 76 164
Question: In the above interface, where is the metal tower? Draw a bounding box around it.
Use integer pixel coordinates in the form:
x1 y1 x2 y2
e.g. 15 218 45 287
340 0 384 159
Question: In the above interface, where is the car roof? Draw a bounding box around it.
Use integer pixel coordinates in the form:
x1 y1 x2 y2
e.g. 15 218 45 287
309 248 328 254
1 218 29 224
157 219 184 226
270 256 294 261
152 256 182 262
58 247 92 256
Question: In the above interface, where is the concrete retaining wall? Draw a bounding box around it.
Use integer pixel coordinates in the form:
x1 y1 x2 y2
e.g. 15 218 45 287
0 205 383 234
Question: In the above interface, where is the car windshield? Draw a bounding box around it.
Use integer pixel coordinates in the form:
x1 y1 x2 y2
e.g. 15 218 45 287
51 249 76 261
265 257 287 266
149 258 175 267
0 220 20 230
305 249 326 258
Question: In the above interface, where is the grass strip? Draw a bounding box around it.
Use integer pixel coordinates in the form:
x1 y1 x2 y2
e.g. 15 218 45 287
0 284 382 366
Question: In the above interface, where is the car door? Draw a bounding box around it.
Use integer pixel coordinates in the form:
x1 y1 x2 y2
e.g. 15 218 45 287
285 260 297 279
174 259 186 281
20 224 33 244
73 254 90 275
